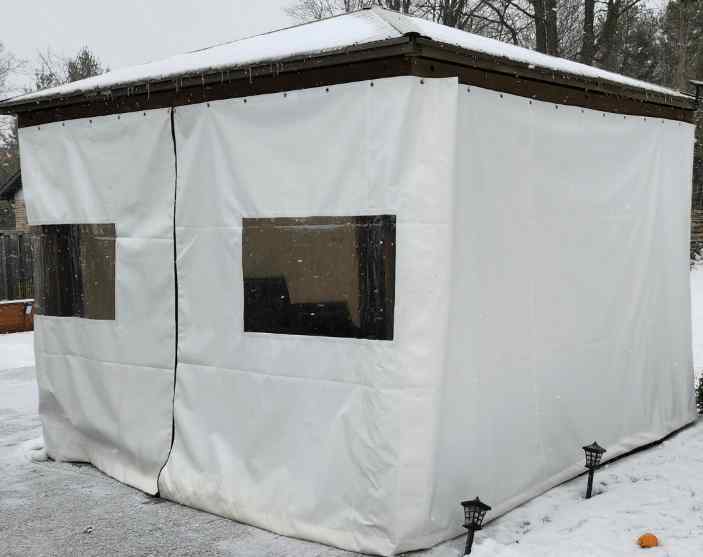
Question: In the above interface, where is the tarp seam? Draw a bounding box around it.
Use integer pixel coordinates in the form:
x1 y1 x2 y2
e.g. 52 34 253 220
35 350 174 372
178 360 433 390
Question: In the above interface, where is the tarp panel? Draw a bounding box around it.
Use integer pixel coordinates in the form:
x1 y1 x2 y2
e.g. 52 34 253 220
160 77 459 555
19 109 176 494
430 87 696 541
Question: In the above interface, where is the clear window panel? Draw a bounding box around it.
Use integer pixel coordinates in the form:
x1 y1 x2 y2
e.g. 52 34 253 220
242 215 395 340
32 224 116 320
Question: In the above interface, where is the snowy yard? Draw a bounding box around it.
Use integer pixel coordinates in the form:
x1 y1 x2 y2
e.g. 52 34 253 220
2 269 703 556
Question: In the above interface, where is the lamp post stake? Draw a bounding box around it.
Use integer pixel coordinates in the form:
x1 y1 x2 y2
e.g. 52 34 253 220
582 441 606 500
586 468 595 499
464 528 475 555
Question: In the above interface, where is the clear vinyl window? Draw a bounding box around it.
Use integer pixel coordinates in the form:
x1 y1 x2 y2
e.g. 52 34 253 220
33 224 116 320
242 215 396 340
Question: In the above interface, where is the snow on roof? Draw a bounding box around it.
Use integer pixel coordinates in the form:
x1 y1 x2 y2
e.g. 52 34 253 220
381 10 683 97
2 8 684 106
4 10 398 106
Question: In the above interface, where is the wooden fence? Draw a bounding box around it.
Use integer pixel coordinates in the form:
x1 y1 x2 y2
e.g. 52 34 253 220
692 210 703 259
0 300 34 334
0 232 34 301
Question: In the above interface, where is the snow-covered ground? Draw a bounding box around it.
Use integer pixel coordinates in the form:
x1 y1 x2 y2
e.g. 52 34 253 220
0 330 36 370
1 270 702 556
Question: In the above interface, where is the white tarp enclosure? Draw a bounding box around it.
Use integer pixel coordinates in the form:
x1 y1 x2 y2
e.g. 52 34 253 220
4 8 697 556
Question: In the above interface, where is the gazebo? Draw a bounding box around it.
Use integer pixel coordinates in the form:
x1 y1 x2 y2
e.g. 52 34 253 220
0 8 696 555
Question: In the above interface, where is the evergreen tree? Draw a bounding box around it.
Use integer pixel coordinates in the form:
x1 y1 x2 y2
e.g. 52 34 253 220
611 5 662 82
66 47 105 83
0 42 22 186
0 119 18 185
659 0 703 89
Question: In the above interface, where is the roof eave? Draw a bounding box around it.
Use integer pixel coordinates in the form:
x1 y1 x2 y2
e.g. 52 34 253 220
1 34 695 119
414 38 696 111
0 36 417 115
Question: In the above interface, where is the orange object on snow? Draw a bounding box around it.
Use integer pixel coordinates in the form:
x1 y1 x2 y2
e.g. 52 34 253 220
637 533 659 548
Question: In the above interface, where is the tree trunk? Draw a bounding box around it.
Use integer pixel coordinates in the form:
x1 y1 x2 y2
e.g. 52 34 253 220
545 0 559 56
383 0 413 12
599 0 620 70
673 0 692 91
533 0 548 53
440 0 466 27
582 0 595 64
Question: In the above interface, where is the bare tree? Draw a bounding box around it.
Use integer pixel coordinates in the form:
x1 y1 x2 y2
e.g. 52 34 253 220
285 0 346 21
34 49 65 91
598 0 620 69
285 0 538 47
0 42 23 97
286 0 413 21
422 0 561 54
414 0 490 29
282 0 701 82
544 0 559 55
477 0 531 44
581 0 595 64
34 46 106 91
556 0 584 60
532 0 548 51
385 0 414 11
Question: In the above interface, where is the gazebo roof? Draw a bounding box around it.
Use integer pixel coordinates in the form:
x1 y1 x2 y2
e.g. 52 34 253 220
0 8 694 123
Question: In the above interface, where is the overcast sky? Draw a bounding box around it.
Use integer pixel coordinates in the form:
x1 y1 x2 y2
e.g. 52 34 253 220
3 0 295 92
2 0 671 94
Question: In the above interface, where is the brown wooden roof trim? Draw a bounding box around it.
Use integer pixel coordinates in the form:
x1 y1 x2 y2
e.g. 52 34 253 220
6 34 696 128
412 57 695 123
14 55 417 127
4 37 416 117
414 38 693 111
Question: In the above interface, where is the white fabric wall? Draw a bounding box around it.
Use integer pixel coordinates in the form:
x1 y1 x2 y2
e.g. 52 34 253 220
158 77 459 555
19 109 176 494
17 78 696 556
429 87 697 542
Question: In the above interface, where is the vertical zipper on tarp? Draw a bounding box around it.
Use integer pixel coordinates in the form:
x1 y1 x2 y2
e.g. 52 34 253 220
156 106 179 495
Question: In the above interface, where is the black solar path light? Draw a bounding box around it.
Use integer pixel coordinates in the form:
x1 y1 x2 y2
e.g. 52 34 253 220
461 497 491 555
582 441 606 499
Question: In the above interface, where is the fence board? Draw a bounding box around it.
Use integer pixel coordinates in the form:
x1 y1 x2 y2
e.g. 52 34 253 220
0 232 34 301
